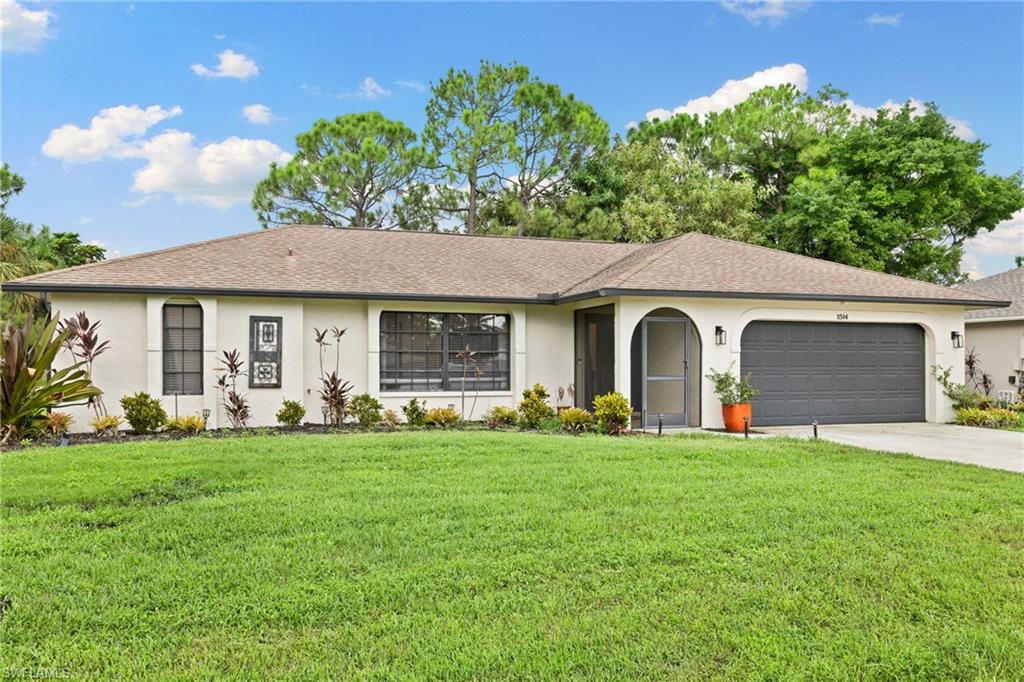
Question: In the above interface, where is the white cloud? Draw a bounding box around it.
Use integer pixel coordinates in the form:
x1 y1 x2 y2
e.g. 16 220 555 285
241 103 280 125
720 0 809 26
960 253 984 281
353 77 391 100
213 33 226 40
190 49 259 80
42 104 183 162
125 130 291 208
122 195 158 208
1 0 56 53
866 13 902 27
395 79 427 93
78 216 94 225
964 210 1024 257
43 104 290 208
646 63 808 122
300 83 322 96
843 97 976 140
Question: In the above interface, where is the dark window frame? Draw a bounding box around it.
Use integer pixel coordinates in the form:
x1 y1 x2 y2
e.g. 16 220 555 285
379 311 511 393
162 303 203 396
248 316 283 389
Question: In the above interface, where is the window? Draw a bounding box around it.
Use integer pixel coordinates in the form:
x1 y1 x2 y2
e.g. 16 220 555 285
380 312 510 392
163 304 203 395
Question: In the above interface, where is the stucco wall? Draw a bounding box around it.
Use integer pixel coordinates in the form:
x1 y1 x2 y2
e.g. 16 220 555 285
963 320 1024 397
47 291 967 432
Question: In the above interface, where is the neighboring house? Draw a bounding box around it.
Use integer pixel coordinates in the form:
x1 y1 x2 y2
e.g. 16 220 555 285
957 267 1024 400
5 226 1008 431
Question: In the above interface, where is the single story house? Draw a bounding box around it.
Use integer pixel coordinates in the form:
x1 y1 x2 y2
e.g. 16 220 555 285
5 225 1008 432
956 267 1024 400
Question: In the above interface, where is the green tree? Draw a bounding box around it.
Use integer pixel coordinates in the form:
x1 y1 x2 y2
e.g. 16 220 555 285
504 81 609 234
252 112 427 229
423 61 528 234
1 163 26 212
788 103 1024 283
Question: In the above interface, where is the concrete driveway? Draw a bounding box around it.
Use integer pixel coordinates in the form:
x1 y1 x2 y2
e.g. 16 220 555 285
757 422 1023 473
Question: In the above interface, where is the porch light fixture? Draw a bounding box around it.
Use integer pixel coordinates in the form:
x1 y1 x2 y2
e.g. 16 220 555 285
715 326 727 345
202 408 211 421
951 331 964 349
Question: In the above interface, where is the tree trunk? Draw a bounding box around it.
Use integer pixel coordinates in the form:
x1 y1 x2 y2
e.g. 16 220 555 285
466 181 477 235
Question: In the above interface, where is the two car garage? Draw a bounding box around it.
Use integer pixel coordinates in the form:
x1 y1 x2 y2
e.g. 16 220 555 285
740 321 926 426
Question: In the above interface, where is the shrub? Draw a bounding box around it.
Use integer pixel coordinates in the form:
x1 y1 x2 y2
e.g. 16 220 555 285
1 316 101 446
932 365 984 410
705 366 759 405
401 398 427 426
349 393 384 429
424 406 460 428
45 412 73 439
486 405 519 429
558 407 594 433
120 392 167 434
215 349 250 429
381 409 401 428
90 414 123 437
276 399 306 427
593 391 632 435
164 415 207 434
319 372 352 426
1006 402 1024 413
518 383 554 429
955 407 1021 429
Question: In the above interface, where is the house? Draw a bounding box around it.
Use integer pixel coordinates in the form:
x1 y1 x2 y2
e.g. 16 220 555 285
5 225 1008 432
956 267 1024 400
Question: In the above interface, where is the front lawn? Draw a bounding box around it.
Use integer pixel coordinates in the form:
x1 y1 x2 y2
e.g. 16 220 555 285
2 432 1022 679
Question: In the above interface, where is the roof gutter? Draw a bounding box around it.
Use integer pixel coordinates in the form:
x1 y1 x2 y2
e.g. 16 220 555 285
4 281 1008 309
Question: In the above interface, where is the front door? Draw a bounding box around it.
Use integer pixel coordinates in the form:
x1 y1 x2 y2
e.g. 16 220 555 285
584 313 615 408
643 318 688 427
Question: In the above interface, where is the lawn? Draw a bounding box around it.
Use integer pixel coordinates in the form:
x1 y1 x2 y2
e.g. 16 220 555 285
2 431 1022 680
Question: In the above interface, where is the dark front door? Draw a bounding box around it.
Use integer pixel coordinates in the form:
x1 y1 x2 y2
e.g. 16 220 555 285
584 313 615 408
740 321 926 426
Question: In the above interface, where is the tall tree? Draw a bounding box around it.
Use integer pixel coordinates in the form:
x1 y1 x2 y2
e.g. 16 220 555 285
785 103 1024 284
504 81 609 234
252 112 427 229
0 163 26 213
423 61 528 234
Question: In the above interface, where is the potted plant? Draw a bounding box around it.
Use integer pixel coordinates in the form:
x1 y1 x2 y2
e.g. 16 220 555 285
705 366 760 433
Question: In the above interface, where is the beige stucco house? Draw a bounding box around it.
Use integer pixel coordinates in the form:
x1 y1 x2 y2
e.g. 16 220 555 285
957 268 1024 400
5 225 1008 432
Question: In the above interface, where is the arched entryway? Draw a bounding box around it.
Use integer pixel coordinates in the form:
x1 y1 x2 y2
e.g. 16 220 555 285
630 307 702 428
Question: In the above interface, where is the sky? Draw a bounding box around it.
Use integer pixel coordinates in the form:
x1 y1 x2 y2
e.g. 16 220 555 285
2 0 1022 278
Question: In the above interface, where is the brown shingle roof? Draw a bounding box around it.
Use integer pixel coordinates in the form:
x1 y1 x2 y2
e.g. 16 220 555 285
956 268 1024 320
5 225 1009 308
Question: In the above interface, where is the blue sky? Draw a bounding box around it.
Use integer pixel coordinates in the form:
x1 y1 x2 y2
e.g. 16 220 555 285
3 1 1022 277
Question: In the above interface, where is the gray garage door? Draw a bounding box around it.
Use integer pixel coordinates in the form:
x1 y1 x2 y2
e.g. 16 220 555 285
740 321 925 426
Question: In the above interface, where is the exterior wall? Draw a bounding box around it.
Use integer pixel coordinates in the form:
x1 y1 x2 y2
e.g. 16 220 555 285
48 291 967 432
963 319 1024 397
612 296 968 428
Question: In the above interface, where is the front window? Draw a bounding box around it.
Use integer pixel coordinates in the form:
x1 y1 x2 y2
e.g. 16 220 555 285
163 304 203 395
380 312 510 392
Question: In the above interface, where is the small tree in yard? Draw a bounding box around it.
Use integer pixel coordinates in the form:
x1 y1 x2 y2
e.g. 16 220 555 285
313 326 352 426
57 311 110 417
215 349 250 428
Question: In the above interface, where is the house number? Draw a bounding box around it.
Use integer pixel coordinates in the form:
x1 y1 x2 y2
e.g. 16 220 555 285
836 313 849 320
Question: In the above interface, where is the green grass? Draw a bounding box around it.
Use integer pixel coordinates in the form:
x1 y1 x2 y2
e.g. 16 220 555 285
2 431 1023 680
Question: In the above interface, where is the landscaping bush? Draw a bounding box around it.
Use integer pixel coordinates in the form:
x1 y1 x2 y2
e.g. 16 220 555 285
90 414 123 437
955 407 1021 429
349 393 384 429
401 398 427 426
119 392 167 434
423 406 460 428
932 365 985 410
45 412 73 439
558 407 594 433
518 383 554 429
163 415 207 434
486 405 519 429
381 409 401 429
276 399 306 427
593 391 632 435
705 366 759 405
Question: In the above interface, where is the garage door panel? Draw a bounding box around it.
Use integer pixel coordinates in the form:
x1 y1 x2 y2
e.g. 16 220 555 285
741 321 925 426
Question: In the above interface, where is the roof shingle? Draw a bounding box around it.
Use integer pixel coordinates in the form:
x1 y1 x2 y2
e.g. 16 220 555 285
956 268 1024 320
5 225 1008 308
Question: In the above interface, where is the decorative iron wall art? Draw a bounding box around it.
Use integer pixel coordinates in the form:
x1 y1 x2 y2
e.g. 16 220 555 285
249 316 282 388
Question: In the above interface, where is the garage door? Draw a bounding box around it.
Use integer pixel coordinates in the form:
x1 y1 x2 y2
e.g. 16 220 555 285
740 321 925 426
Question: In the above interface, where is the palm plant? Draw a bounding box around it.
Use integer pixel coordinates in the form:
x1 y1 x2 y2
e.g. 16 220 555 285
57 311 110 416
214 349 250 428
1 317 102 446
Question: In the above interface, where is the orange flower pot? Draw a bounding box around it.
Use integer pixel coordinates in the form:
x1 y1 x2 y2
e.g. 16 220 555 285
721 403 752 433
